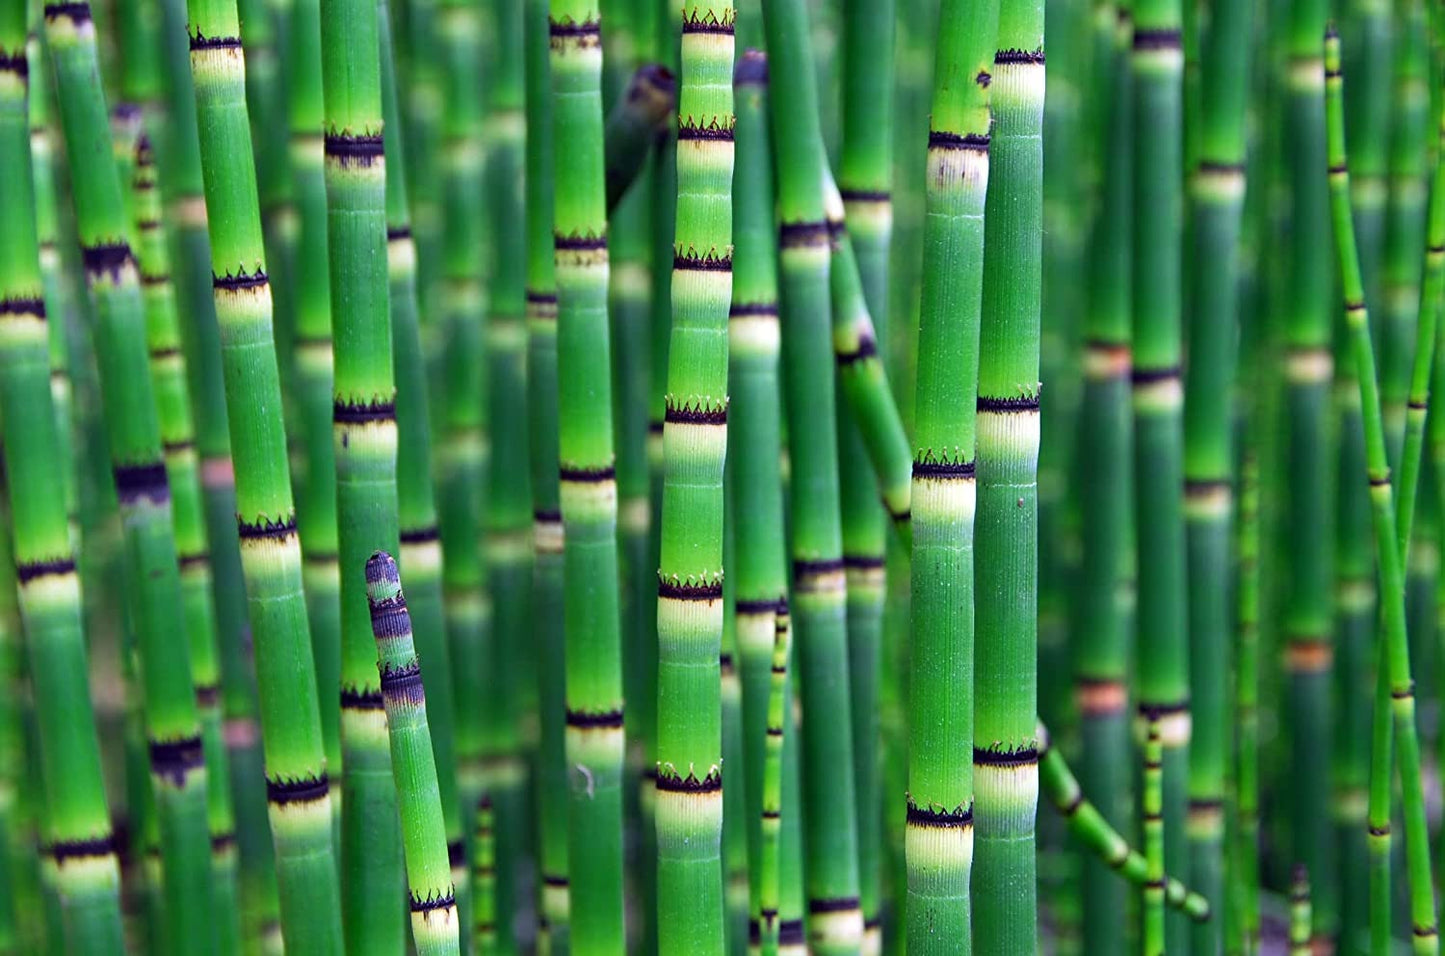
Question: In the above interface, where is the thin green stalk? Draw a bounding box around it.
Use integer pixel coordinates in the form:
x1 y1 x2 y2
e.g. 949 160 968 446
600 1 655 931
903 0 999 944
1378 0 1429 465
1334 280 1375 956
825 184 912 551
728 47 787 956
366 552 461 956
524 0 569 948
757 607 792 956
1340 0 1391 327
1235 444 1261 955
239 0 290 397
759 0 865 949
183 0 346 944
44 6 216 949
971 0 1044 945
481 3 531 947
1182 0 1252 943
1282 0 1336 940
1331 0 1379 937
153 0 281 934
0 15 124 952
1142 721 1165 956
379 0 464 914
721 567 748 956
1324 28 1440 956
548 2 627 950
1393 3 1445 637
1073 4 1131 952
24 28 76 544
1131 0 1190 945
132 132 245 955
287 0 342 841
653 5 734 955
434 0 486 891
471 793 496 953
318 0 407 931
1036 725 1210 921
1291 867 1314 956
639 7 678 942
837 3 894 947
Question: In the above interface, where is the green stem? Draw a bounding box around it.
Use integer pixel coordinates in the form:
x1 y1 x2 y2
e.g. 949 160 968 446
653 5 734 955
836 1 894 945
1130 0 1190 945
972 0 1044 947
183 0 346 943
904 0 1000 943
759 0 866 949
378 0 465 913
0 15 125 953
1073 5 1132 952
525 0 568 949
45 6 217 948
1324 28 1440 956
366 552 460 956
549 2 627 950
1182 0 1253 942
1037 726 1211 922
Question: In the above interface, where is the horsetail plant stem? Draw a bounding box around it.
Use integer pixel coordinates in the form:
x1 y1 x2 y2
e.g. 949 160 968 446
1142 721 1166 956
525 0 570 947
1182 0 1252 942
288 0 343 832
1074 3 1133 952
473 794 497 953
44 4 219 947
904 0 999 945
379 0 465 910
132 132 245 954
152 0 283 934
823 181 912 551
1392 8 1445 631
640 10 679 940
729 46 789 956
183 0 347 943
1235 439 1263 954
1378 0 1429 463
595 0 652 919
1130 0 1191 944
1282 0 1337 941
318 0 408 933
549 1 628 950
971 0 1045 945
367 551 461 956
757 604 792 956
481 0 532 944
600 8 657 923
23 25 75 543
434 0 486 885
653 5 733 955
1324 28 1441 956
836 2 894 946
0 14 125 953
1035 725 1210 921
759 0 866 949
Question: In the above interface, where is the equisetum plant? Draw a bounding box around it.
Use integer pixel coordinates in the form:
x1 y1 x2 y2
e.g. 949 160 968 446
3 0 1445 954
